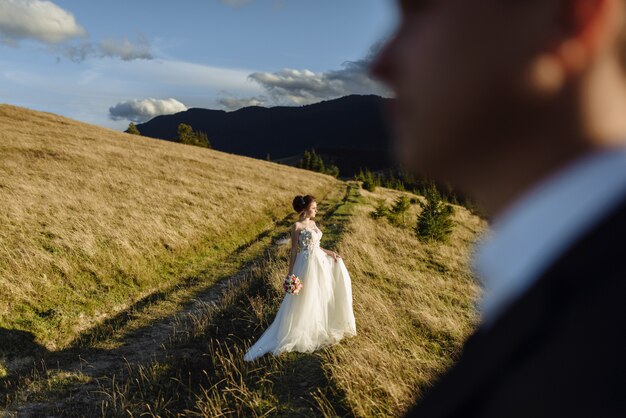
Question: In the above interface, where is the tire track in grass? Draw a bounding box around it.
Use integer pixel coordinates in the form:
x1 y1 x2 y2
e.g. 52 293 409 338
1 183 350 417
73 182 359 417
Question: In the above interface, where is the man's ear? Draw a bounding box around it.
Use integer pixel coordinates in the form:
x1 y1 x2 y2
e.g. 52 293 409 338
525 0 620 95
562 0 609 44
557 0 613 72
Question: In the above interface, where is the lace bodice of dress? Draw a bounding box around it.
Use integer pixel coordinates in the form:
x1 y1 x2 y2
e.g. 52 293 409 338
298 225 322 256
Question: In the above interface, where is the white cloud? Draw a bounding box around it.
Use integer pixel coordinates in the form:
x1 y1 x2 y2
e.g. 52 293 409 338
99 37 152 61
59 37 153 63
0 0 86 45
218 95 268 110
219 44 391 110
1 56 264 127
0 1 152 62
109 98 188 123
248 58 388 106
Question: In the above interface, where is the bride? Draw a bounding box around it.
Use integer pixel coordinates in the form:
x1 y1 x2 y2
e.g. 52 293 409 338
244 194 357 361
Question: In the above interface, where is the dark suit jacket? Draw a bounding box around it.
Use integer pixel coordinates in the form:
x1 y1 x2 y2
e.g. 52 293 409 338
405 193 626 418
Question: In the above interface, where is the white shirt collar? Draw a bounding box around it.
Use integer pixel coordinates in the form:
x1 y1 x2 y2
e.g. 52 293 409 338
474 147 626 329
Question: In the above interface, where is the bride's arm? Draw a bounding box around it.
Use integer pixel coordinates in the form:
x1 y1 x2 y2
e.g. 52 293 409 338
287 225 299 275
311 221 338 259
320 247 341 260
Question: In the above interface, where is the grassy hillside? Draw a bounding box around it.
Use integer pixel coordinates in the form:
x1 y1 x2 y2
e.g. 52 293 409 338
53 184 484 417
322 186 484 416
0 104 339 350
0 104 486 416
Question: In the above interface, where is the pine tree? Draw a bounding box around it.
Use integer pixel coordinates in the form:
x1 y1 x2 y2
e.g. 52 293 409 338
310 149 322 172
355 168 366 182
390 195 411 226
177 123 194 144
317 154 326 173
371 199 389 219
177 124 210 148
326 164 340 178
362 168 376 192
125 122 141 135
300 150 312 169
415 185 455 242
194 131 211 148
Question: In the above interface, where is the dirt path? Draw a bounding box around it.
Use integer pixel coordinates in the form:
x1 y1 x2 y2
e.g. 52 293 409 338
6 269 252 417
1 183 352 417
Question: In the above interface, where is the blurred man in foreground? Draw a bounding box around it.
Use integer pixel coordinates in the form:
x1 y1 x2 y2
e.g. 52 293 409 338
371 0 626 416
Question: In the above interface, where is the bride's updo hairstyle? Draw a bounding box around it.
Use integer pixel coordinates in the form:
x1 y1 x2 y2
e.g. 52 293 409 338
292 194 315 213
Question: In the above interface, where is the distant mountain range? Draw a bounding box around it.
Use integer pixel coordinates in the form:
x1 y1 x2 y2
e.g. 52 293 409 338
136 94 394 177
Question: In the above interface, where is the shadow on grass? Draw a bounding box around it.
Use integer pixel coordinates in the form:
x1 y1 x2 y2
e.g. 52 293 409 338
0 328 50 363
69 211 298 351
320 182 362 252
124 246 354 417
0 182 355 415
0 208 302 409
86 184 359 416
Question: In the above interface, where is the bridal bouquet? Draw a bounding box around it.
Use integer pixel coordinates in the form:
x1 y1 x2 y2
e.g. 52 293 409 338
283 273 303 295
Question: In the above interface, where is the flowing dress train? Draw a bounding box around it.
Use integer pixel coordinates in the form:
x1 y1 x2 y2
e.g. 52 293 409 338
243 225 357 361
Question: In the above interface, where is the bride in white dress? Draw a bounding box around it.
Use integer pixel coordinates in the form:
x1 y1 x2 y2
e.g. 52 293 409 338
244 194 357 361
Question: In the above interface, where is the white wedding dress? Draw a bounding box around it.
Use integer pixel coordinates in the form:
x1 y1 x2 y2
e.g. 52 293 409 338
244 224 357 361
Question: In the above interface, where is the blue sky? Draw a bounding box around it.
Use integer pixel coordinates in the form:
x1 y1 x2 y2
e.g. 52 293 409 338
0 0 397 129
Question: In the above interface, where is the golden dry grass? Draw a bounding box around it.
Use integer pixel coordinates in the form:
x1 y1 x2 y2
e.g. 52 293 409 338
87 185 486 417
321 186 486 416
0 104 338 349
91 185 361 417
0 103 487 417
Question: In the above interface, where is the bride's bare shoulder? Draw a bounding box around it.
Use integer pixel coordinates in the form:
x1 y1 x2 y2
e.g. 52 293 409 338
290 223 304 241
